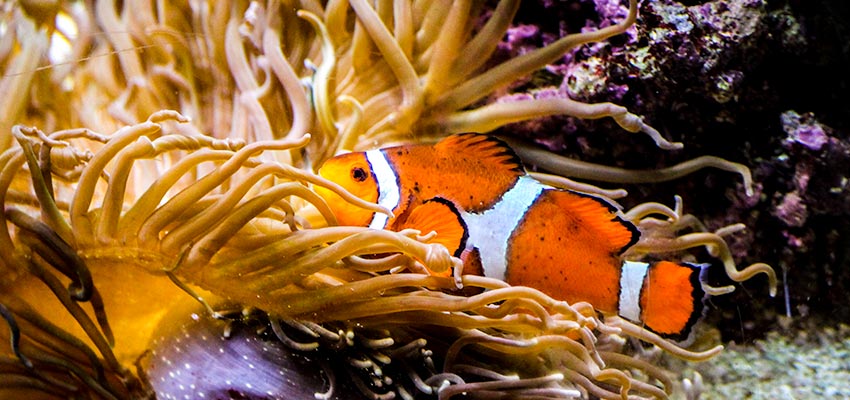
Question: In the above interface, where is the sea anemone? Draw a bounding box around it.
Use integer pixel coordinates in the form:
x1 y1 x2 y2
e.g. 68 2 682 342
1 0 776 399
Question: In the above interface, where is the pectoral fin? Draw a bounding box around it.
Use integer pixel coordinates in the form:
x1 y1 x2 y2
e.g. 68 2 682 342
400 198 468 277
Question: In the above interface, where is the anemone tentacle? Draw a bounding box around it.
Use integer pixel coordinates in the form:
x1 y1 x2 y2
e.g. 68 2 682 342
1 113 755 398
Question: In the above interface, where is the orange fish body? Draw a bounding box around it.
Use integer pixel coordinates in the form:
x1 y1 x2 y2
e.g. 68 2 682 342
316 134 707 341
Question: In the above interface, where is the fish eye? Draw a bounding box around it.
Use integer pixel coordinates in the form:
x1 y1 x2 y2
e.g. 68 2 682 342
351 166 368 182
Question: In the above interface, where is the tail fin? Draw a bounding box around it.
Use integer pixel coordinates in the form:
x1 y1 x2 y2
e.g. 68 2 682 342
619 261 709 343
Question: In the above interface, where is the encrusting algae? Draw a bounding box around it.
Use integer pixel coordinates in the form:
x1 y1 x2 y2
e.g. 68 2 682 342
0 1 777 399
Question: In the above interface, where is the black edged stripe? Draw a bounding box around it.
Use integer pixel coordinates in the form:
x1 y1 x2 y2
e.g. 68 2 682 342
641 261 710 343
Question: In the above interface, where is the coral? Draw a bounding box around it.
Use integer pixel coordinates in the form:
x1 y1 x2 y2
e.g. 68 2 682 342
488 0 775 145
487 0 850 344
781 110 830 153
773 191 808 228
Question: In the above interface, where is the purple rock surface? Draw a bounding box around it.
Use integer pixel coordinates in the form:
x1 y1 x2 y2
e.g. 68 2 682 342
496 0 850 340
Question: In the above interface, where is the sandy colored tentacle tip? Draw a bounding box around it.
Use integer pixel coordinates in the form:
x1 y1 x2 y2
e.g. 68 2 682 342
147 109 190 124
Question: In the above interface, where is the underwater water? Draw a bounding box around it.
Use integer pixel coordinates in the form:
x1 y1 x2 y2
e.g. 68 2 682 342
1 0 848 399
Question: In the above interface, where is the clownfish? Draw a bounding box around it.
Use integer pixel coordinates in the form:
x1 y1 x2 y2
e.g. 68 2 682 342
315 134 707 341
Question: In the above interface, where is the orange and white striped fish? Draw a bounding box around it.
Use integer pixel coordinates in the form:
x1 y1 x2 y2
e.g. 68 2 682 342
316 134 707 341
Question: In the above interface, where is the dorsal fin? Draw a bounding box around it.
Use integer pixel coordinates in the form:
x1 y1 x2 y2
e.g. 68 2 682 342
563 191 640 254
435 134 525 175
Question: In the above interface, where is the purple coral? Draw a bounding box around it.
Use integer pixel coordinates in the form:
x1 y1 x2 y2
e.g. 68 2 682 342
781 110 830 151
773 191 808 228
498 24 541 56
592 0 630 25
